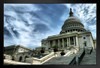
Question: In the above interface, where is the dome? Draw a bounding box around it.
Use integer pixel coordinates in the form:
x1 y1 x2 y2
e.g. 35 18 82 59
60 8 86 34
65 16 82 24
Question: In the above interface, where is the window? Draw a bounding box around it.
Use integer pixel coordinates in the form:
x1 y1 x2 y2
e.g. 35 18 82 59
84 42 87 46
83 37 85 39
31 54 33 56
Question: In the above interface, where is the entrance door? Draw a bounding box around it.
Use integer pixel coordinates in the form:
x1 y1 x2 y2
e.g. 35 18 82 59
19 56 22 62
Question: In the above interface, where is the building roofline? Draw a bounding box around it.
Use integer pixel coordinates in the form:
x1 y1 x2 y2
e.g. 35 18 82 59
4 45 32 51
17 45 32 51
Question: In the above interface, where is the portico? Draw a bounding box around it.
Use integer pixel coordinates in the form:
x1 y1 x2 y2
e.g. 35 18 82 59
46 33 79 49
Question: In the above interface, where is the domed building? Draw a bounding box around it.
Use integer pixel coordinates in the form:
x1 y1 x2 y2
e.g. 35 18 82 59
60 8 86 34
3 8 96 65
41 8 96 51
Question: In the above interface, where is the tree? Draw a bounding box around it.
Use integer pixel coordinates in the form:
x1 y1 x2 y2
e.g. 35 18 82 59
12 56 15 60
53 45 58 52
60 50 65 56
40 47 45 53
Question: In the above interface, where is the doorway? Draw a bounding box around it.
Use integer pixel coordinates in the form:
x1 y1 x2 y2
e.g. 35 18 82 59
19 56 22 62
24 56 28 62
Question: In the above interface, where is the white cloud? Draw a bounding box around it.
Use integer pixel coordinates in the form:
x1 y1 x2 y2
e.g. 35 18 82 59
4 4 42 48
89 25 96 30
4 4 41 12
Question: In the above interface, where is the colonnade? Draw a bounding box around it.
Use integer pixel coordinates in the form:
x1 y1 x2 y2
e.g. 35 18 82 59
48 36 78 48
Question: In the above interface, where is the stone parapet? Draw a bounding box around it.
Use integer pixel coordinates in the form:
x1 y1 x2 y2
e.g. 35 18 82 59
26 52 55 64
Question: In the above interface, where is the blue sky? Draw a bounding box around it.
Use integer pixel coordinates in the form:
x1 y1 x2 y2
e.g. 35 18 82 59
4 4 96 49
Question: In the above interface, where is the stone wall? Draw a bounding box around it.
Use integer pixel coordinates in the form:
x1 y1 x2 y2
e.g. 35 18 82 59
26 52 55 64
78 33 94 49
17 47 30 53
42 31 95 50
14 52 33 62
4 54 12 60
93 39 96 49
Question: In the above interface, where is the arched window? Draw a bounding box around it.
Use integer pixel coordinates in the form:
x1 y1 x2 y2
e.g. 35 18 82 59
24 56 29 62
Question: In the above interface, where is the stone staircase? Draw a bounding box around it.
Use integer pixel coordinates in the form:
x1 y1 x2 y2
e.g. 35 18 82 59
4 48 96 65
80 49 96 65
43 54 76 65
43 48 96 65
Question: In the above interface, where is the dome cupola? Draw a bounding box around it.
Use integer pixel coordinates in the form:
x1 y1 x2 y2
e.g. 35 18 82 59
69 8 73 17
60 8 86 34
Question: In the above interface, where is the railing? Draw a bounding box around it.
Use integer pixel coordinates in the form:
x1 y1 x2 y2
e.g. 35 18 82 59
89 48 93 54
4 59 31 65
26 52 55 64
78 49 85 64
64 51 71 56
69 57 76 65
39 52 55 63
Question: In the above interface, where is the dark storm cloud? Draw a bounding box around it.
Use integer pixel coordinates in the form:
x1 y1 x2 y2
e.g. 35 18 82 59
11 28 19 38
34 23 50 33
4 27 12 38
4 15 16 23
33 4 67 27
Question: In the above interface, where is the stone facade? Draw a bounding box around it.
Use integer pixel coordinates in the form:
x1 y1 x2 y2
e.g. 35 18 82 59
4 45 34 62
14 52 33 62
42 31 95 50
4 45 32 55
93 39 96 49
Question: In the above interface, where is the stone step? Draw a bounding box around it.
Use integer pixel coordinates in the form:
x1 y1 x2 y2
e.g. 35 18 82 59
80 50 96 65
43 54 76 65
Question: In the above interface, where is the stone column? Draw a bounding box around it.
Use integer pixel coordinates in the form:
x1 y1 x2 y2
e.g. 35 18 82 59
62 38 64 48
55 40 58 47
69 37 70 46
74 37 76 46
89 35 94 49
67 38 69 47
76 36 79 47
48 41 50 48
58 39 60 48
53 40 56 47
65 38 66 47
